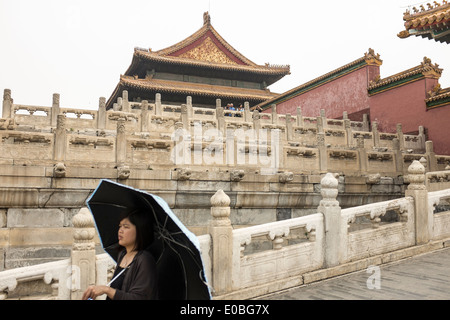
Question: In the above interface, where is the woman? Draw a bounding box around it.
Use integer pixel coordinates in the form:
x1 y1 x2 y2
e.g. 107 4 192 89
82 209 158 300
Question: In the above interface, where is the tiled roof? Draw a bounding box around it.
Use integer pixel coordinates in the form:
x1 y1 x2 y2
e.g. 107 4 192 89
131 49 291 77
426 84 450 109
126 12 290 78
398 1 450 43
368 57 442 94
118 76 278 101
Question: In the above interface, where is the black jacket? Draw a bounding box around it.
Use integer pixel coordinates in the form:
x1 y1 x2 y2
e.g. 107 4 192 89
112 250 158 300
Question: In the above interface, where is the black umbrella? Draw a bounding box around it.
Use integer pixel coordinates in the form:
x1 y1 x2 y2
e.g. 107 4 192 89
86 179 211 300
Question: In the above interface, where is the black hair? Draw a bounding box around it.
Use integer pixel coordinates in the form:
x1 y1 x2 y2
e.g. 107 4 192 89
120 208 155 252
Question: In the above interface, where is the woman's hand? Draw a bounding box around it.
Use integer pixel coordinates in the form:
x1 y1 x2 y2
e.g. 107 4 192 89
82 285 116 300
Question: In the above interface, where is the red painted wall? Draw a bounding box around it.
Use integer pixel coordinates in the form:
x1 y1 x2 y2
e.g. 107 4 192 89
274 65 380 121
370 77 449 155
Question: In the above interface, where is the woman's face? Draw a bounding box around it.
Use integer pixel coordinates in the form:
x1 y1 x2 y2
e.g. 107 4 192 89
118 218 137 250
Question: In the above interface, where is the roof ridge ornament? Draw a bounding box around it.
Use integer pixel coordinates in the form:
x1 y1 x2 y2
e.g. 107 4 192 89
363 48 382 66
203 11 211 26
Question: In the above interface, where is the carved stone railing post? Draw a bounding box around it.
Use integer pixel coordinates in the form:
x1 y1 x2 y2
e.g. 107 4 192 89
116 119 126 166
271 104 278 125
425 140 438 172
317 132 327 172
71 207 96 300
357 135 367 173
252 108 261 133
418 126 426 151
285 113 293 141
243 101 251 122
140 100 149 132
393 138 403 174
53 114 67 161
97 97 106 130
208 189 232 295
51 93 60 127
181 104 189 131
2 89 12 118
122 90 130 113
362 114 369 131
405 160 430 245
344 118 351 146
396 123 404 151
318 173 342 268
216 99 225 135
372 121 380 147
155 93 162 116
186 96 193 119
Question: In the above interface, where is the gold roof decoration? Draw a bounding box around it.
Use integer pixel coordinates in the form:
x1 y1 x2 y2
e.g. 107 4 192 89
178 36 239 65
398 1 450 43
364 48 383 66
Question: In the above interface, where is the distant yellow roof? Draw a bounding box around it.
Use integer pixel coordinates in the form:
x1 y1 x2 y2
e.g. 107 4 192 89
398 1 450 43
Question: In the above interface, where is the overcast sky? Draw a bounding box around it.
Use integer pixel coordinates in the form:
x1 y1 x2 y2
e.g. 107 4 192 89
0 0 449 115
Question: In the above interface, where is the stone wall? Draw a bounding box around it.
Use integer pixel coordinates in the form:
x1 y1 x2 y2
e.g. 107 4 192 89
1 88 449 269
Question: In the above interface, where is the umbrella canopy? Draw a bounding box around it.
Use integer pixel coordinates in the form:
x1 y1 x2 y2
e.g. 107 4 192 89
86 179 211 300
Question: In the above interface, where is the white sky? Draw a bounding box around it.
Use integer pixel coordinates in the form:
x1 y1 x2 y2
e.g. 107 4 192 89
0 0 449 115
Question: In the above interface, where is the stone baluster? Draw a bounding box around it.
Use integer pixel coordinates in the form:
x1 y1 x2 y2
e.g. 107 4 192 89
372 121 380 147
140 100 149 132
362 114 369 131
51 93 60 127
180 104 189 130
343 111 348 121
117 97 123 111
70 207 96 300
405 160 430 245
122 90 130 113
317 114 324 134
116 119 126 166
318 173 342 268
357 135 367 173
216 99 225 135
2 89 12 118
344 118 351 146
155 93 162 116
396 123 404 151
186 96 193 119
243 101 251 122
208 189 233 295
53 114 67 161
97 97 106 130
320 109 327 130
418 126 425 152
393 138 403 174
425 140 437 172
252 108 261 134
271 104 278 125
317 132 327 172
285 113 293 141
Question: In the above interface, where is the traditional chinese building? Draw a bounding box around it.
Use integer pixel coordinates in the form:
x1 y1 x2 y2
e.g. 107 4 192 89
106 12 290 109
398 1 450 44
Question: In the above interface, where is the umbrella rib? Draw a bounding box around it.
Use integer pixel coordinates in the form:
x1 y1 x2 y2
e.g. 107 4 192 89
88 202 128 209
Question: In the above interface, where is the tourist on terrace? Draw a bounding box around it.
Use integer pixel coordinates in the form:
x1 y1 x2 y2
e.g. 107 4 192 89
82 209 158 300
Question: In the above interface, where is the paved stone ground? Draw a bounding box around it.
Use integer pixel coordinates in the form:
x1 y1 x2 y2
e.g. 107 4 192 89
262 247 450 300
